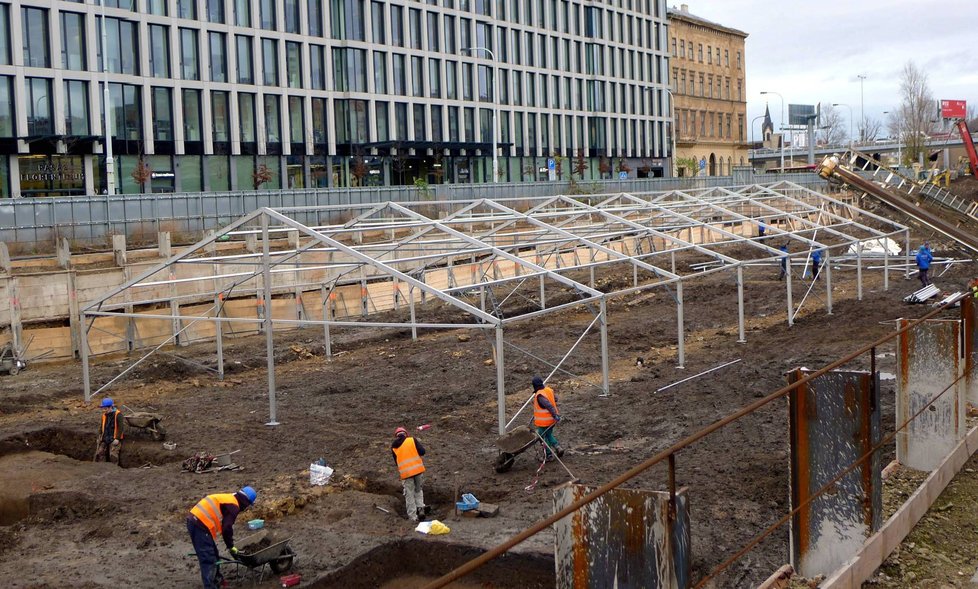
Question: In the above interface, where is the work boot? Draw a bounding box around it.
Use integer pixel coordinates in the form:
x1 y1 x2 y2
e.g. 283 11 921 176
416 507 426 522
555 445 565 458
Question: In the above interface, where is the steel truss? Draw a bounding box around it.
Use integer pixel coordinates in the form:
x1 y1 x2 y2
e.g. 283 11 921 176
80 182 908 432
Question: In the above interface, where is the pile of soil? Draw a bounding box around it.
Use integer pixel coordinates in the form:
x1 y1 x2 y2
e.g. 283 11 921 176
949 175 978 202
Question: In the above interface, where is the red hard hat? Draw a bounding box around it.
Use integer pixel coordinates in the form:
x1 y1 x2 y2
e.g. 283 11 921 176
394 427 408 437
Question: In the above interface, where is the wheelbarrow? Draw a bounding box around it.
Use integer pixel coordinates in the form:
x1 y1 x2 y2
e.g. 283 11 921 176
122 407 167 441
232 530 296 578
0 342 27 376
493 425 542 473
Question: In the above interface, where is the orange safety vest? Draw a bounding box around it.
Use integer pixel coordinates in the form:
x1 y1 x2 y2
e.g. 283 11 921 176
190 493 239 539
533 387 559 427
100 410 124 440
393 437 426 480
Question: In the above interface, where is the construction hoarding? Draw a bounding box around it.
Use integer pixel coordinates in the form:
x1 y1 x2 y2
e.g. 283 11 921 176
787 368 882 579
553 484 691 589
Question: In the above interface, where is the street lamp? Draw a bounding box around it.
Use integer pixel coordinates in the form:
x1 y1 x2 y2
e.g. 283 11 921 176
100 3 116 195
760 91 785 171
831 103 853 150
462 47 499 183
646 87 678 177
857 74 867 144
750 114 764 170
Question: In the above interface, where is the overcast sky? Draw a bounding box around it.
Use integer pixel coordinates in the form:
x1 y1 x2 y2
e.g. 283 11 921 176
675 0 978 139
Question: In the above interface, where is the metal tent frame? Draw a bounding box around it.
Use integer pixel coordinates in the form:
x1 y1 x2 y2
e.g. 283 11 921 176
80 181 909 432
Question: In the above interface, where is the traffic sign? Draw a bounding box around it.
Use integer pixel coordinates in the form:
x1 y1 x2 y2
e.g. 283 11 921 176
618 171 628 180
547 158 556 170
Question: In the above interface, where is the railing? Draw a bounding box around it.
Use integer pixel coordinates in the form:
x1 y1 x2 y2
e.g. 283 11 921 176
0 173 826 253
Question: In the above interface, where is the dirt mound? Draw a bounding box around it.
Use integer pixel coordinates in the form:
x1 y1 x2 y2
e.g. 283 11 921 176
949 175 978 202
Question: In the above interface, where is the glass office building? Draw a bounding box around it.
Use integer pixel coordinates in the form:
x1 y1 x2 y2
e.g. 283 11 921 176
0 0 671 196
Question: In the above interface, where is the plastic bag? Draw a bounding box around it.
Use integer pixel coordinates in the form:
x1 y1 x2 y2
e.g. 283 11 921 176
310 463 333 486
429 520 450 535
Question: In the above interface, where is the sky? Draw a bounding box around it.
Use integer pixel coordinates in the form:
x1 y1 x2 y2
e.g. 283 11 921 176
675 0 978 140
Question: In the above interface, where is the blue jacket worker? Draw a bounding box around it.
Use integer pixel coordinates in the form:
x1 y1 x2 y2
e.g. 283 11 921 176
187 486 257 589
810 249 823 280
778 243 789 280
916 242 933 287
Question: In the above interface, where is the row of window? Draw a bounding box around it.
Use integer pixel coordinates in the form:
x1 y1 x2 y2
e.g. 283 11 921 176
670 36 742 69
78 0 664 43
673 69 744 102
0 75 666 155
676 109 745 142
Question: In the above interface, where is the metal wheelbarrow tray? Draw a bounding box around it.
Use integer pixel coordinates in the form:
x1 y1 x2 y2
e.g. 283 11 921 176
235 530 296 574
493 425 539 473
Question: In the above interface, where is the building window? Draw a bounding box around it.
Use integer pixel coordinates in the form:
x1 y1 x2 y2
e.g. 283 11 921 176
413 103 426 140
262 38 279 86
409 8 422 50
311 97 327 144
209 32 227 82
0 5 9 66
264 95 281 144
108 82 142 141
288 96 304 143
427 12 440 52
310 45 326 90
182 88 202 141
391 5 404 47
373 51 388 94
392 53 406 95
445 61 457 100
25 78 52 135
239 93 256 143
707 45 712 64
309 0 324 36
103 0 136 9
236 36 253 84
431 104 442 142
332 0 366 41
411 56 424 97
180 28 199 80
207 0 225 23
286 41 302 88
333 48 366 92
63 80 90 136
177 0 197 19
260 0 276 30
737 51 742 69
61 12 86 71
371 2 386 43
394 102 407 140
149 24 170 78
281 0 299 33
99 17 139 75
334 99 368 143
211 91 230 143
152 87 172 141
23 7 50 68
234 0 251 27
147 0 168 16
375 101 389 142
428 58 441 98
444 15 456 53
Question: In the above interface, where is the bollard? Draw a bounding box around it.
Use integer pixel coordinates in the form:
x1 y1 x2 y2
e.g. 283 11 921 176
112 234 127 267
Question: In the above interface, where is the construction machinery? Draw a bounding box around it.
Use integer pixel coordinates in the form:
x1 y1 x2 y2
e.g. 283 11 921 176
956 120 978 177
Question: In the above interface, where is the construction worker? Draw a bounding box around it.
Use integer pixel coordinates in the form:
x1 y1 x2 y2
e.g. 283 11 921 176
758 220 767 239
778 242 789 280
532 376 563 461
810 249 823 281
187 486 257 589
94 398 124 465
916 242 933 287
391 427 427 522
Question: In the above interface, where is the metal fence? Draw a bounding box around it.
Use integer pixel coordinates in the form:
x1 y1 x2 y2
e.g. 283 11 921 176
0 172 826 253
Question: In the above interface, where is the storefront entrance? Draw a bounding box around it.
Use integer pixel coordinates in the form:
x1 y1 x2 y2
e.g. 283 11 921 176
18 155 86 197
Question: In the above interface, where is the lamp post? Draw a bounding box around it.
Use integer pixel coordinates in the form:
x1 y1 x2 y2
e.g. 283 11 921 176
750 114 764 170
760 91 784 171
462 47 498 183
832 103 853 150
857 74 867 144
100 4 116 195
647 87 678 177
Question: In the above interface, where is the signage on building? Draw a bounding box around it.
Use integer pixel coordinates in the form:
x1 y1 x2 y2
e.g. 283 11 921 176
20 160 84 183
940 99 967 119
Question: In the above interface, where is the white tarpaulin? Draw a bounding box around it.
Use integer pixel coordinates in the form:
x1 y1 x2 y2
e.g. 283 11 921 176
848 238 901 256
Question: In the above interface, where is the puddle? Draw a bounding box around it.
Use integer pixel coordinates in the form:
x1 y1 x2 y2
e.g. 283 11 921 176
310 539 554 588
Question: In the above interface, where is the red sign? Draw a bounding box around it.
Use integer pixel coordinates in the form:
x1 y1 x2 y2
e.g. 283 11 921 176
940 99 967 119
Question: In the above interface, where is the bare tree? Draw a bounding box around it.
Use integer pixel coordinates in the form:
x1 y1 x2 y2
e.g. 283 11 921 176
817 104 848 146
892 61 936 165
857 116 884 143
967 104 978 133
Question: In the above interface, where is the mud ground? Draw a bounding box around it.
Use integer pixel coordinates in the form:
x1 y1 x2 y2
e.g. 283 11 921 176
0 242 974 588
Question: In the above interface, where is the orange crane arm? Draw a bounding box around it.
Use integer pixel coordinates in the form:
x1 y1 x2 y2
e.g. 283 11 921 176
957 120 978 176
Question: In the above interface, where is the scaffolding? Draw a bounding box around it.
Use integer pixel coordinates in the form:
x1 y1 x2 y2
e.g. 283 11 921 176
80 181 909 432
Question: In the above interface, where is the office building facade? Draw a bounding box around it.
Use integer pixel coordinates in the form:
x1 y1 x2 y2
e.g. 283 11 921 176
668 4 747 177
0 0 671 197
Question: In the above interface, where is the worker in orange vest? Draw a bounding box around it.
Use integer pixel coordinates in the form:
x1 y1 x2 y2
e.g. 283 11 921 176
187 486 257 589
391 427 427 522
94 398 124 465
532 377 564 461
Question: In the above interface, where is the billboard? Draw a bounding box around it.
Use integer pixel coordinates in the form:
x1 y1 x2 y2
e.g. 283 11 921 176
789 104 818 126
940 99 967 119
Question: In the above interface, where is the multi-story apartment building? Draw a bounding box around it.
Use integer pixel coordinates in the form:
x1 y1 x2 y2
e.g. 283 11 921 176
0 0 672 197
667 4 747 177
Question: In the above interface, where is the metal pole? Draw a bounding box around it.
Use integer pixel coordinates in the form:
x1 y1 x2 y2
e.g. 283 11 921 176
539 275 546 309
736 265 746 343
100 3 115 195
676 281 685 368
495 326 506 435
858 74 867 144
464 47 498 183
81 315 92 401
904 229 911 280
409 285 417 340
322 286 332 358
599 297 610 396
261 215 278 426
856 241 863 301
215 295 225 379
825 252 833 315
786 254 794 326
883 240 890 291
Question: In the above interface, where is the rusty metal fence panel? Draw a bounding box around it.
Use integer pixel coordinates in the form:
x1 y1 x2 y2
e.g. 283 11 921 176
0 174 827 251
553 484 691 589
896 318 966 471
962 297 978 405
787 368 882 579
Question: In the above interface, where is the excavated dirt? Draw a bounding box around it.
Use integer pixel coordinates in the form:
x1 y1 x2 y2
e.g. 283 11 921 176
0 245 975 588
950 175 978 202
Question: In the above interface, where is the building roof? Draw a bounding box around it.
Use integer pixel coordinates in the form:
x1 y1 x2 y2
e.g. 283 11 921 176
667 5 748 38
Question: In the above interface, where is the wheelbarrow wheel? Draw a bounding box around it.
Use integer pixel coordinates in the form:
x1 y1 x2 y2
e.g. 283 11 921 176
494 452 516 473
8 365 18 376
150 422 167 441
270 553 294 574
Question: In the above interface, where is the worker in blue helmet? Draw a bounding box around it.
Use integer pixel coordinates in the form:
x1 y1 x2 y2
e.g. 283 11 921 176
94 398 124 465
187 486 258 589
